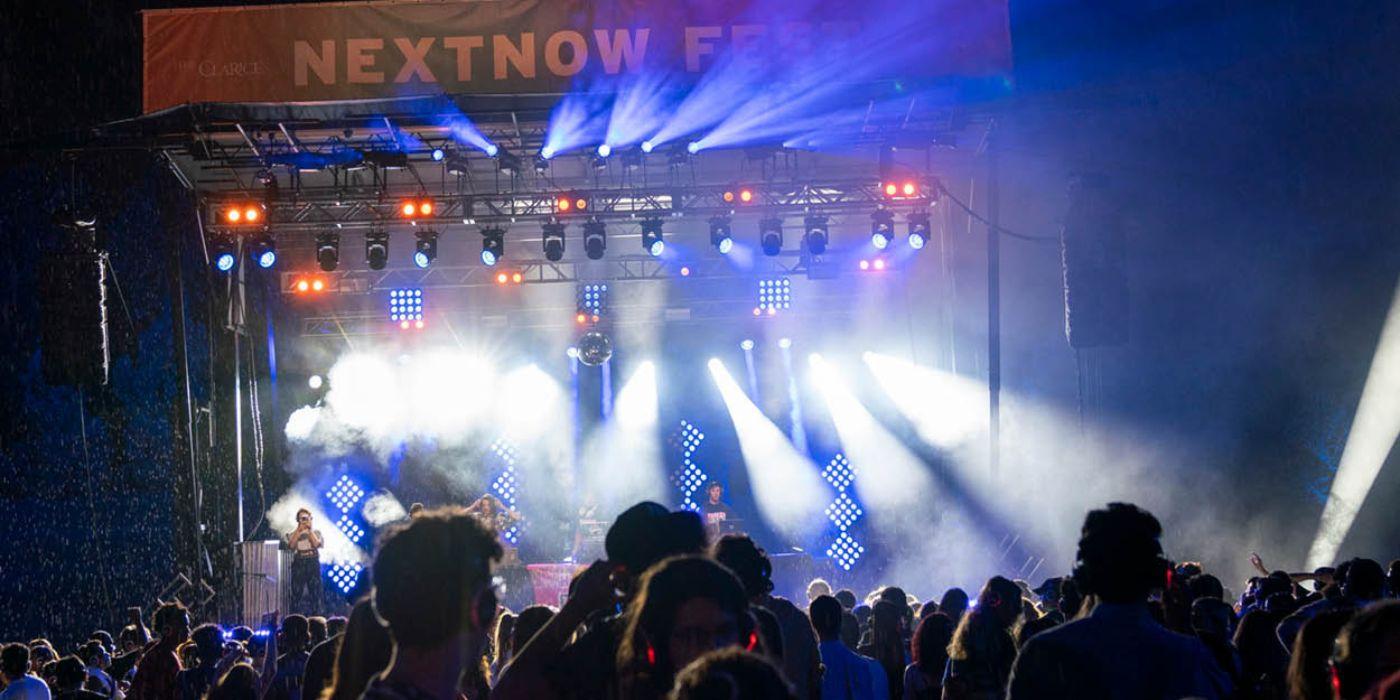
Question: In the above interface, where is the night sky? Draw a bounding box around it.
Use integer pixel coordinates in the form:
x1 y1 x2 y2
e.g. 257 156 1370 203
2 1 1398 643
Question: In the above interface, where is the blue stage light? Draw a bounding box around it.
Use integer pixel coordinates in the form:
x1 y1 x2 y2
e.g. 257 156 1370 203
672 420 709 511
327 561 363 594
778 338 792 349
485 143 499 157
326 475 366 513
741 339 755 351
577 283 608 318
596 144 612 158
687 141 700 155
489 440 522 544
257 250 276 269
540 146 556 160
482 249 497 266
757 277 792 313
431 148 445 161
215 252 236 272
641 219 665 257
710 216 733 254
641 140 655 154
820 453 865 570
388 288 424 324
908 212 930 250
413 251 430 268
871 210 895 249
481 227 504 266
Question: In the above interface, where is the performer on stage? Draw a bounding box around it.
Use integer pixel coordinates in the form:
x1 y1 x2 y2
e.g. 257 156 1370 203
700 480 734 538
283 508 324 615
465 493 523 532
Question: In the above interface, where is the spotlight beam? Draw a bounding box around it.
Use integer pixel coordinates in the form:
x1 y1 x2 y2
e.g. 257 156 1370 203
709 359 827 539
808 353 933 516
1307 279 1400 568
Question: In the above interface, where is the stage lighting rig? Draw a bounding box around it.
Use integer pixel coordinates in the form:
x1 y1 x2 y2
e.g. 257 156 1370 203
489 148 520 174
723 186 755 206
556 193 590 214
316 231 341 272
252 234 277 269
871 210 895 249
908 212 930 250
221 203 262 225
759 218 784 256
413 229 438 268
583 220 606 260
577 283 608 321
542 221 566 262
803 215 829 255
641 218 665 256
214 241 236 272
480 227 505 266
447 152 472 177
710 216 734 254
292 276 326 294
365 230 390 270
641 140 656 153
399 197 434 219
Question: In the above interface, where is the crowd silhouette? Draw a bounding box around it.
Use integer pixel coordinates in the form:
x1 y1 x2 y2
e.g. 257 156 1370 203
3 501 1397 700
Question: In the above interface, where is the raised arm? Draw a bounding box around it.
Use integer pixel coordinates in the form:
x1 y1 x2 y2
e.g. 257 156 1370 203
491 560 616 700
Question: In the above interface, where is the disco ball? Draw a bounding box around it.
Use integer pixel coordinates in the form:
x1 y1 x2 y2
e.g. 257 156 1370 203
576 331 613 366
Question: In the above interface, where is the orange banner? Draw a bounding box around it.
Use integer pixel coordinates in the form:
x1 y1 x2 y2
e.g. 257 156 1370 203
142 0 1012 113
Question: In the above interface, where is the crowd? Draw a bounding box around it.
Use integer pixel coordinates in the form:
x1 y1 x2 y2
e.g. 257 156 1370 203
2 501 1397 700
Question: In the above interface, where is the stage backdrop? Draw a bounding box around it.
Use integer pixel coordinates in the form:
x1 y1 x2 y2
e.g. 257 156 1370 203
141 0 1012 113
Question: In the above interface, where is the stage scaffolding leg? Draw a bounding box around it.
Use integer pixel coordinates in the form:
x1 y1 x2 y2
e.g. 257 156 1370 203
986 125 1002 486
230 239 247 543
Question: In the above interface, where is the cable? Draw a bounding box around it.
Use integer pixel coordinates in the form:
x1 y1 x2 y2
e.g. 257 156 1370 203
937 183 1059 243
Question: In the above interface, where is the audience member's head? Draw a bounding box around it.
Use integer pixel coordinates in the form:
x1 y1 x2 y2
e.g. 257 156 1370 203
371 507 502 656
326 615 348 639
920 600 940 619
808 595 844 642
229 626 254 645
834 589 857 611
1341 558 1386 602
88 631 114 654
668 648 796 700
606 502 706 595
207 663 259 700
1285 608 1356 700
308 616 328 645
76 640 108 669
190 623 226 666
510 605 556 657
711 535 774 601
325 599 393 700
153 602 192 645
1 643 30 681
1072 502 1166 604
1186 573 1225 603
878 586 912 630
618 555 750 697
939 587 970 623
53 656 87 691
279 615 310 654
912 612 955 674
1190 597 1234 640
118 624 145 652
949 576 1022 667
1330 601 1400 700
853 604 872 630
806 578 832 603
1265 591 1300 618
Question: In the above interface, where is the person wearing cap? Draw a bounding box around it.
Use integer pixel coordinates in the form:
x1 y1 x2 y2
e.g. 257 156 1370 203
492 501 706 700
